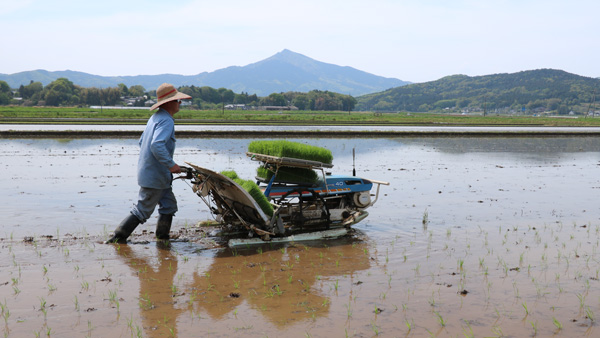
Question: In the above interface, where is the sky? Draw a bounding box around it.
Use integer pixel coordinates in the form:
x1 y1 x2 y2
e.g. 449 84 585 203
1 0 599 83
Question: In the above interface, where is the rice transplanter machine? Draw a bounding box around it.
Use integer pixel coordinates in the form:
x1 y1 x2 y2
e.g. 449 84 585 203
179 143 389 246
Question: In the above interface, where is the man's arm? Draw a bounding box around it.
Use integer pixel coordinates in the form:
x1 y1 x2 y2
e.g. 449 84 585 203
150 119 178 171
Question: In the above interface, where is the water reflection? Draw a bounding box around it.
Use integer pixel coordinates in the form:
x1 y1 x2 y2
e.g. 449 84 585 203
397 136 600 154
186 239 371 328
113 244 184 337
112 238 371 334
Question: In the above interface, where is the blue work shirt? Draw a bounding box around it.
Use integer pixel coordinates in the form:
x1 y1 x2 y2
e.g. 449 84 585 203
137 108 177 189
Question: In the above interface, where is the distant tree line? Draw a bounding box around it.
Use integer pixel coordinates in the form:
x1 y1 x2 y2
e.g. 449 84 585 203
177 86 356 110
281 91 356 111
0 78 357 111
178 85 258 109
1 78 148 107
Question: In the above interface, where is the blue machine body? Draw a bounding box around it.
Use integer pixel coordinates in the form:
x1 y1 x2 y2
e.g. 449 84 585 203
265 175 373 199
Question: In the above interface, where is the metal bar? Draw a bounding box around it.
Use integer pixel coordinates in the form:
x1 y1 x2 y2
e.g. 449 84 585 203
247 152 334 169
228 228 349 247
366 178 390 185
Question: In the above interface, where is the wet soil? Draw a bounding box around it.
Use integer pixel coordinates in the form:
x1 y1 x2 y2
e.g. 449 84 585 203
2 136 600 337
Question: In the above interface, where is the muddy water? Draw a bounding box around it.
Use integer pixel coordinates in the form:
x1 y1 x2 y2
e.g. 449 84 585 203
1 136 600 337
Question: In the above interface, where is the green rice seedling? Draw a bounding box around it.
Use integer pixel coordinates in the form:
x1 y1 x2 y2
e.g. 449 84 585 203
39 297 47 319
491 325 504 336
428 294 436 307
48 283 57 292
586 306 595 322
220 170 239 180
235 177 273 216
519 252 525 265
248 140 333 164
257 166 318 183
0 299 9 324
140 293 153 310
434 311 446 327
462 320 474 338
577 293 586 309
530 320 538 336
552 317 562 330
370 321 380 335
220 170 273 215
522 301 529 316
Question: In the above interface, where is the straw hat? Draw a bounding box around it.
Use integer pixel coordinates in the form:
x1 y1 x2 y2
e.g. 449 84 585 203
150 83 192 110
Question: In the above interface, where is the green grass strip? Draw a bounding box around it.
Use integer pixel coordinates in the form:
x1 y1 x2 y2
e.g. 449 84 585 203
248 140 333 164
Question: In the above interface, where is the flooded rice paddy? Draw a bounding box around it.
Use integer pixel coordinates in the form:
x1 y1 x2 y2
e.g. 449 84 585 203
2 135 600 337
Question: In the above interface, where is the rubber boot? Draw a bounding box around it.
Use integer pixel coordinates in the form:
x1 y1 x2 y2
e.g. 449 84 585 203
155 214 173 240
105 214 141 244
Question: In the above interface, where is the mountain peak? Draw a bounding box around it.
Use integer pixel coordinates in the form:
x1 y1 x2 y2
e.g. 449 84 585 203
261 49 311 65
0 50 409 96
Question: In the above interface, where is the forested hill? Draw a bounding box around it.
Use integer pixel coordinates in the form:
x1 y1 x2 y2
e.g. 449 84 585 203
356 69 600 114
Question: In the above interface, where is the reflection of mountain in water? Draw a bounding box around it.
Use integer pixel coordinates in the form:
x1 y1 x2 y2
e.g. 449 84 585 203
12 136 599 157
188 238 371 327
397 137 600 154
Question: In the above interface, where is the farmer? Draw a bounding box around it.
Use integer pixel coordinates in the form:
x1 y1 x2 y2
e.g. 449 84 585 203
106 83 191 243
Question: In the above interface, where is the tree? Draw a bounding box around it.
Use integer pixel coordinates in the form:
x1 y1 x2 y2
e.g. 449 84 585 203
0 80 10 94
200 86 220 103
341 95 357 111
0 80 11 105
292 94 309 110
43 78 77 106
19 81 43 99
261 93 286 106
218 88 235 104
128 85 145 97
117 83 129 96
